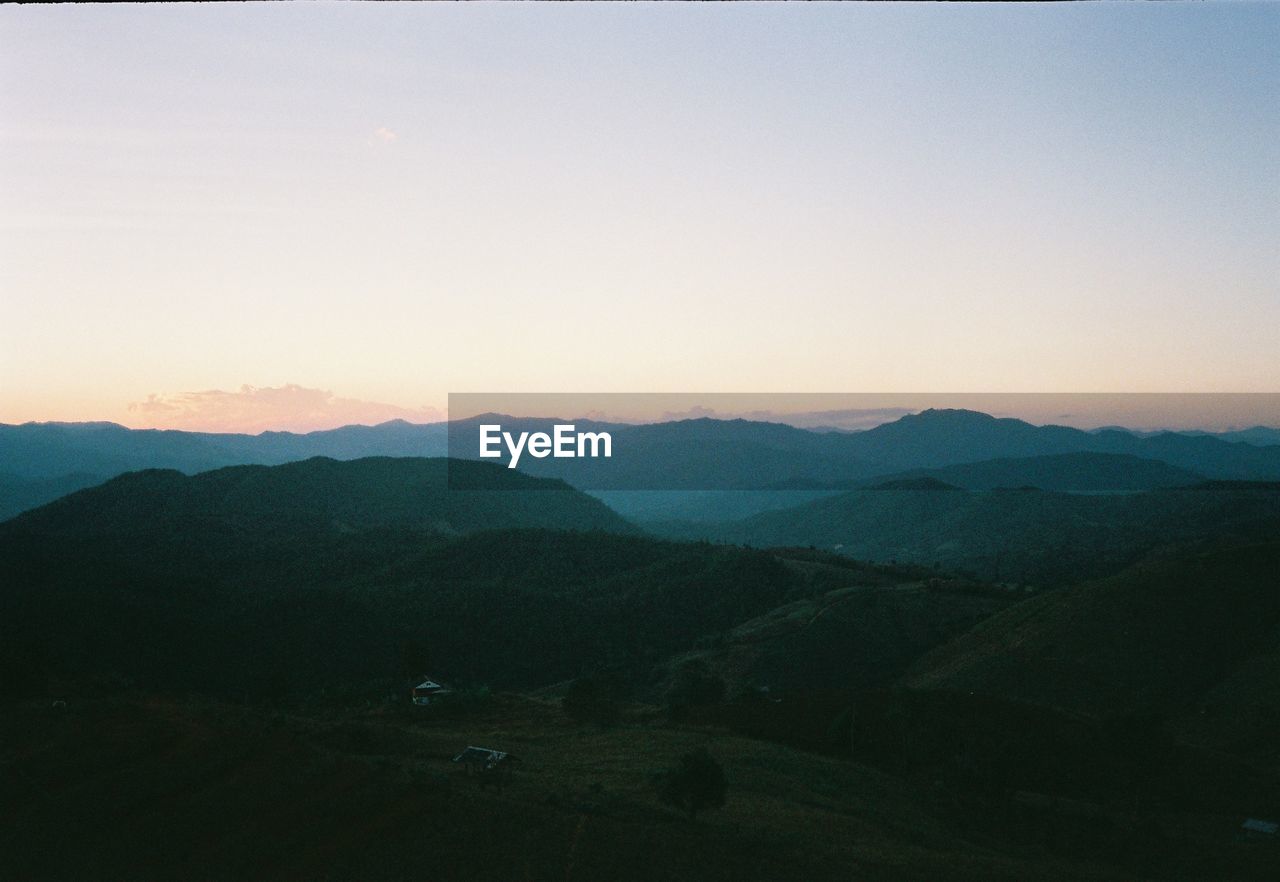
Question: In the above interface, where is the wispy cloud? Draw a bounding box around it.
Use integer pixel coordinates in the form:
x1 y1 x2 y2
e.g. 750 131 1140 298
369 126 397 145
127 384 444 434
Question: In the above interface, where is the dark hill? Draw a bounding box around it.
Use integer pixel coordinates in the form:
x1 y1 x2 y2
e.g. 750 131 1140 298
903 537 1280 769
866 452 1202 493
658 482 1280 586
866 477 964 492
0 522 909 702
4 456 634 538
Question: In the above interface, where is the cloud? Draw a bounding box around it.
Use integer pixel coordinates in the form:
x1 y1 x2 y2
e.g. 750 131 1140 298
127 384 445 434
370 126 397 144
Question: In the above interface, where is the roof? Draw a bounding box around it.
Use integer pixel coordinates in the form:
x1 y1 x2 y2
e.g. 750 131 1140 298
452 746 518 765
413 679 447 692
1242 818 1278 835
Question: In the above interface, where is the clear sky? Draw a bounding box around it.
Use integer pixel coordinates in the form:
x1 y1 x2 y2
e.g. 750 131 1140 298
2 3 1277 431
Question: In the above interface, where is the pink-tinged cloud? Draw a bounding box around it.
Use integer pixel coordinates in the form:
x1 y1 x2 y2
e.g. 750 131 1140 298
127 384 444 434
371 126 397 144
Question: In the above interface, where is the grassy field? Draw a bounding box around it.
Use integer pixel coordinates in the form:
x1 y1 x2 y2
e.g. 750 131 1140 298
4 692 1274 881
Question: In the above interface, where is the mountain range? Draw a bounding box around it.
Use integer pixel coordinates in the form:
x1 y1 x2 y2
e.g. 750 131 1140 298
654 480 1280 586
6 409 1280 522
4 430 1280 880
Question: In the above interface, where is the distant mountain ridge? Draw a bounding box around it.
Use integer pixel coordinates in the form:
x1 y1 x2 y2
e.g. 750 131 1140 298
0 419 449 479
6 408 1280 521
838 409 1280 477
656 481 1280 586
863 452 1203 493
1095 425 1280 447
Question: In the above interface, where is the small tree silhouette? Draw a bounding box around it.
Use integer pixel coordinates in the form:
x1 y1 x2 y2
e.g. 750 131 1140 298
657 747 726 820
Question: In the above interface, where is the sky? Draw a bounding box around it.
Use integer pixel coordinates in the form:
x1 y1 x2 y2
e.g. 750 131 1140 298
2 3 1277 432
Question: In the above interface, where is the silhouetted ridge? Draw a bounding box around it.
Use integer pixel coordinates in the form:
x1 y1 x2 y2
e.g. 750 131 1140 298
4 456 635 538
866 477 963 492
663 481 1280 586
1185 479 1280 492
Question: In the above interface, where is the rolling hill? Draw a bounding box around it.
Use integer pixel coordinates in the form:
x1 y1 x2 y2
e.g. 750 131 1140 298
902 537 1280 771
3 441 1280 879
662 570 1015 698
4 455 921 701
656 481 1280 586
1 691 1173 882
0 419 450 480
4 456 634 538
860 452 1203 493
6 409 1280 525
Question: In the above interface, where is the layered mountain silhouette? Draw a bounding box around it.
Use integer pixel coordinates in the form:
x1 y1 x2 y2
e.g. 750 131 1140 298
4 456 632 538
657 481 1280 586
0 459 851 699
5 409 1280 526
0 419 448 480
6 408 1280 531
862 452 1203 493
4 417 1280 880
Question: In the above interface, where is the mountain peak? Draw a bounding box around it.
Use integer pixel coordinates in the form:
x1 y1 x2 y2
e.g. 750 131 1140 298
910 408 1001 424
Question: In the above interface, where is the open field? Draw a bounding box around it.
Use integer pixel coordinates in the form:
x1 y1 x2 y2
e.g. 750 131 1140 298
3 693 1275 882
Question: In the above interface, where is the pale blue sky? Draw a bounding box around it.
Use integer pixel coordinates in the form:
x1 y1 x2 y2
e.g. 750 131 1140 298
2 3 1277 429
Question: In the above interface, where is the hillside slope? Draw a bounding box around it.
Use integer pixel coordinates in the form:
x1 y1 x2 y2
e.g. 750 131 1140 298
903 537 1280 768
663 482 1280 585
4 456 634 537
0 694 1170 882
864 452 1202 493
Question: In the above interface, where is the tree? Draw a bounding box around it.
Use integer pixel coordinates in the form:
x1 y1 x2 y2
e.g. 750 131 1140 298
657 747 726 820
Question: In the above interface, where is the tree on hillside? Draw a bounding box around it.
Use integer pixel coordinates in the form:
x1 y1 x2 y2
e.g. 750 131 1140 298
657 747 727 820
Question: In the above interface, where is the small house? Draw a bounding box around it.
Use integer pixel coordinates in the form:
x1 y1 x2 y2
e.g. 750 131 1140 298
1241 818 1278 841
411 677 450 706
452 746 520 789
